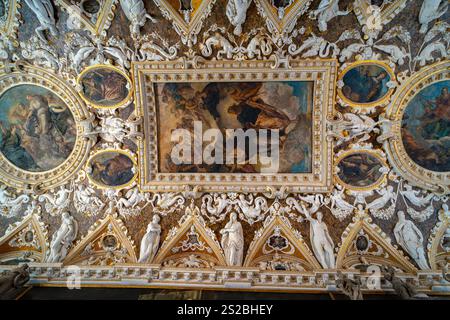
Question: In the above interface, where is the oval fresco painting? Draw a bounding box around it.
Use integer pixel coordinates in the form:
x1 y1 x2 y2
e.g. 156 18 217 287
401 80 450 172
79 66 131 108
88 151 135 187
337 153 384 188
341 64 391 104
0 85 76 172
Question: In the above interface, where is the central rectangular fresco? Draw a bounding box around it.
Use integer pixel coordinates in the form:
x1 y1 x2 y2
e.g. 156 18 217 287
155 81 314 174
133 59 337 192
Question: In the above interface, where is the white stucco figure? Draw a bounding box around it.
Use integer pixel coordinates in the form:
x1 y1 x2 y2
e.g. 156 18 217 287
138 215 161 263
220 212 244 266
24 0 58 42
419 0 448 33
225 0 251 36
47 212 78 263
394 211 430 270
304 208 335 269
310 0 350 32
119 0 157 38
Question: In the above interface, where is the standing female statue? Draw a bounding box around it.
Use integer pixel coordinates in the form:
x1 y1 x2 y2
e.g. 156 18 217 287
220 212 244 266
394 211 430 270
47 212 78 263
138 215 161 263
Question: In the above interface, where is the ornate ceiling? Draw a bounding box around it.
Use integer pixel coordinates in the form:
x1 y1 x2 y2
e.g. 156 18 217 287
0 0 449 296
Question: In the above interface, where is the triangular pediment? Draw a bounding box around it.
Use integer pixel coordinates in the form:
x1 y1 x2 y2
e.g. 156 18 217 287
244 215 321 271
55 0 117 37
154 204 226 268
254 0 311 41
0 213 49 264
64 214 137 266
336 214 417 273
153 0 216 46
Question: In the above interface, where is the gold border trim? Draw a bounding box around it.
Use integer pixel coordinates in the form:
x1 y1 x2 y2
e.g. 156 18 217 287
77 64 134 109
337 60 395 109
86 148 138 190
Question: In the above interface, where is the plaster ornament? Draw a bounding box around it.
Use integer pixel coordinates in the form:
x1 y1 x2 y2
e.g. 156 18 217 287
0 265 30 300
179 0 193 23
419 0 448 34
220 212 244 266
150 193 185 215
272 0 293 19
200 32 234 59
24 0 58 42
225 0 251 36
246 32 272 59
201 193 232 222
414 41 447 67
288 33 339 58
335 271 363 300
0 186 29 217
382 266 429 299
303 209 335 269
73 184 105 215
20 36 60 71
331 113 389 146
38 185 73 216
46 212 78 263
138 215 161 263
400 183 435 208
373 44 408 65
326 186 355 221
136 40 178 61
365 185 396 219
309 0 350 32
394 211 430 270
119 0 157 38
117 188 150 216
235 194 268 224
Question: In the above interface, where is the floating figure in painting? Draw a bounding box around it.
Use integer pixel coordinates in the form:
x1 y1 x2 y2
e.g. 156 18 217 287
81 69 129 107
337 153 383 187
138 214 161 263
342 65 390 104
90 153 135 187
0 85 76 172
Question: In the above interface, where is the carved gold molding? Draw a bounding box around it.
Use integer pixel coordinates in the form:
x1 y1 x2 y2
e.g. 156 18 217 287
133 58 337 193
0 63 93 191
383 60 450 194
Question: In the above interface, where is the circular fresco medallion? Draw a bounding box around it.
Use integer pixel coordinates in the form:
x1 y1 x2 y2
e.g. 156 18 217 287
78 65 132 109
81 0 100 14
401 80 450 172
338 61 394 107
87 150 136 188
0 85 76 172
336 152 386 189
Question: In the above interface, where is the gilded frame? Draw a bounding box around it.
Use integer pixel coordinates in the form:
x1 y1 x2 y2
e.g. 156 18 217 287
85 148 138 190
337 60 395 109
77 64 134 109
0 64 92 191
0 0 21 42
133 59 337 193
334 148 389 192
383 61 450 194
